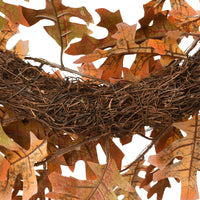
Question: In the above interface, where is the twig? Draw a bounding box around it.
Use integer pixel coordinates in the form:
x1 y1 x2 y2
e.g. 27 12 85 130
35 132 111 166
185 37 200 56
25 56 111 85
120 123 173 172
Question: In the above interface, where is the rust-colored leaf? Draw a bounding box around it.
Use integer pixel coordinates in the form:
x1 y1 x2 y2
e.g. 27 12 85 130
75 23 186 65
78 63 103 81
99 54 124 82
11 40 29 59
47 159 134 200
0 154 10 181
136 13 178 43
0 18 19 52
140 165 171 200
30 162 61 200
0 132 48 200
99 137 125 170
168 0 199 33
130 54 153 80
151 127 183 153
148 115 200 200
3 118 46 150
115 160 145 200
148 31 185 58
123 67 140 82
22 0 93 49
66 8 122 55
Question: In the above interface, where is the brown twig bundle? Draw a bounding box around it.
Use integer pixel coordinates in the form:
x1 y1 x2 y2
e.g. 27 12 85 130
0 50 199 137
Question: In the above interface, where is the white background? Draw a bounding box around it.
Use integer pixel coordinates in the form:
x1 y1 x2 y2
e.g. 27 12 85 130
4 0 200 199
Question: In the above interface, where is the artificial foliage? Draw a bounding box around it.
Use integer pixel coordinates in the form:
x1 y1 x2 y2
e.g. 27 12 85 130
0 0 199 199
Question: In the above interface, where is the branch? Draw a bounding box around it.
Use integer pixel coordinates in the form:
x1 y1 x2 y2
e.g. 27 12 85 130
25 56 111 85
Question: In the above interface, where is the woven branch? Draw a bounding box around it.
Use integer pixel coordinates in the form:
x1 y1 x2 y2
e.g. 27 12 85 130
0 50 199 137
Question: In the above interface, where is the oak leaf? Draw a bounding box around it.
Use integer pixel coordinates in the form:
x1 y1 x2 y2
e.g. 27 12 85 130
168 0 200 33
47 159 134 200
0 131 48 200
136 13 178 43
22 0 93 49
0 0 29 26
78 63 103 81
56 135 124 179
148 115 200 200
66 8 122 55
75 23 186 65
115 160 145 200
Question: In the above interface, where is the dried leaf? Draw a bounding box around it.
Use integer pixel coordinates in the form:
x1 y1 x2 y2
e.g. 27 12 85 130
0 154 10 181
136 13 178 43
66 8 122 55
99 137 125 170
11 40 29 59
99 54 124 82
0 132 48 200
75 23 186 65
123 67 140 82
148 115 200 200
78 63 103 81
47 159 134 200
0 0 29 26
148 31 185 58
22 0 93 49
169 0 199 33
115 160 145 200
30 162 61 200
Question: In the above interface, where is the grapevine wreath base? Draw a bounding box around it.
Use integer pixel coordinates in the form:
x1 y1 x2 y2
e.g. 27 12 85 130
0 50 199 138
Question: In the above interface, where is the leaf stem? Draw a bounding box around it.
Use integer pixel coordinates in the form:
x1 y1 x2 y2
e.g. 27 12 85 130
50 0 64 68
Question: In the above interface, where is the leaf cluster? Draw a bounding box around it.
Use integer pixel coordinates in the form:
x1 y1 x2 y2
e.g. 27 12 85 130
0 0 199 199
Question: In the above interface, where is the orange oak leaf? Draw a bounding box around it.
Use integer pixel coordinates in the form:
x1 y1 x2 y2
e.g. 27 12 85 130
136 13 178 43
29 162 61 200
47 159 134 200
148 115 200 200
78 54 124 82
148 39 167 55
151 127 183 153
140 0 165 28
74 23 152 64
22 0 93 49
75 22 186 65
78 63 103 81
56 135 124 178
148 31 186 59
66 8 123 55
99 54 124 82
99 137 125 170
0 131 48 200
115 160 145 200
130 54 154 80
11 40 29 59
160 55 175 67
3 117 46 150
140 165 171 200
123 67 140 82
0 19 19 52
0 18 29 57
0 154 10 181
168 0 199 33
